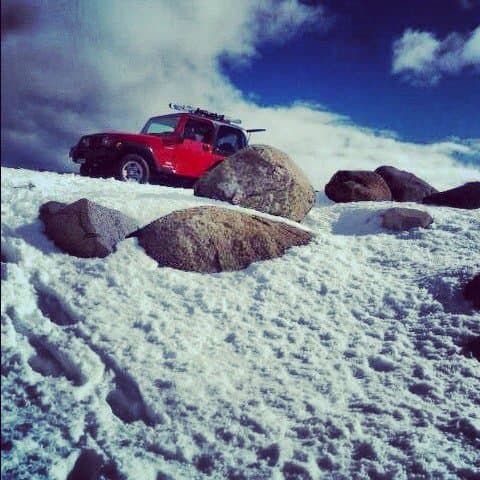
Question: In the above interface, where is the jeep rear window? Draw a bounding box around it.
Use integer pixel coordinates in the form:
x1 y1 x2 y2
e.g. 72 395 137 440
216 126 246 152
142 115 179 134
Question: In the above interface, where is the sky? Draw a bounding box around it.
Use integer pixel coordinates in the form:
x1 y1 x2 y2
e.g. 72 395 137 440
224 0 480 142
1 0 479 179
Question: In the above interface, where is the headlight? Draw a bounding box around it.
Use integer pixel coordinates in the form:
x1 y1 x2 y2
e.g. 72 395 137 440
80 136 91 147
101 136 113 147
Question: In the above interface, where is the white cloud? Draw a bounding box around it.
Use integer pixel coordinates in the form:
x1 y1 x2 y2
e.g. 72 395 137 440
392 26 480 85
463 26 480 62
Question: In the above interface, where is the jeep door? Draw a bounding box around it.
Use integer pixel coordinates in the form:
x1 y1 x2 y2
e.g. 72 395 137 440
174 118 215 177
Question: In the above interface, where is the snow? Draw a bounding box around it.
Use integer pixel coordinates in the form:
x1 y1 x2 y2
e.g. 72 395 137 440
1 166 479 479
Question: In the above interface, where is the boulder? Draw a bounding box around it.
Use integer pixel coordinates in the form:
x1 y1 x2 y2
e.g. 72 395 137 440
423 182 480 209
325 170 392 202
135 206 312 273
40 198 137 258
193 145 315 222
381 207 433 231
463 273 480 309
375 165 437 202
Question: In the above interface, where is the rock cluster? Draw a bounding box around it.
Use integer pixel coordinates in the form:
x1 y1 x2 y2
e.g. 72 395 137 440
40 200 311 272
325 166 478 212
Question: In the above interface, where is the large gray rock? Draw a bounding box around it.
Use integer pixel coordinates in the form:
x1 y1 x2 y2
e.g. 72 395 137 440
193 145 315 222
381 207 433 231
375 165 437 202
423 182 480 209
135 206 312 273
40 198 137 258
325 171 392 202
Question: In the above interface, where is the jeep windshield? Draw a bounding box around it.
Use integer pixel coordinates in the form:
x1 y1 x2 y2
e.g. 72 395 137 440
141 115 180 135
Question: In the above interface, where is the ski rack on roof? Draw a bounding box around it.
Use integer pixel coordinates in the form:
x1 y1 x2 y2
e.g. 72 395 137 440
169 102 242 125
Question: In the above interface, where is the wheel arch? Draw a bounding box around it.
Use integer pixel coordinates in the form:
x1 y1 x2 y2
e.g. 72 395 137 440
117 142 158 172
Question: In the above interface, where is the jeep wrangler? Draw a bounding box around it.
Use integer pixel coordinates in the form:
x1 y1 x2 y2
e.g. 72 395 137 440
69 103 265 184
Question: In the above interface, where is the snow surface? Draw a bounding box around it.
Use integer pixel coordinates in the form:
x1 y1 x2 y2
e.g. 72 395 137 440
1 166 480 479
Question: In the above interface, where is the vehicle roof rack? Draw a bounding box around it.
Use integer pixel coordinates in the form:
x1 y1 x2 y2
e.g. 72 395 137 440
169 103 242 125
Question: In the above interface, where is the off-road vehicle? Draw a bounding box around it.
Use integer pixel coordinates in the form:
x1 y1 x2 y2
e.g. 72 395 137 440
69 103 265 184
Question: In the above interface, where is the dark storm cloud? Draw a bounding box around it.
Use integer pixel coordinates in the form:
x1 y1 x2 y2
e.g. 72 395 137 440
1 0 39 37
1 0 112 172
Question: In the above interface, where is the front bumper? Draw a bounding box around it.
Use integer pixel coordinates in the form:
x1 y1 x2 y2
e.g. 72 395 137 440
70 146 118 168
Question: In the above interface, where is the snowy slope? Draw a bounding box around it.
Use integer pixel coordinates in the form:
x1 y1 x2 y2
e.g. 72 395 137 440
1 166 479 480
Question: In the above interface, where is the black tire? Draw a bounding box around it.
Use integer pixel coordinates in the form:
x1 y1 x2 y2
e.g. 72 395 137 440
116 154 150 183
79 163 92 176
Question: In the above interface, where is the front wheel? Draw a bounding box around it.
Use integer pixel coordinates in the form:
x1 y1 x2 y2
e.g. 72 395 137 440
116 154 150 183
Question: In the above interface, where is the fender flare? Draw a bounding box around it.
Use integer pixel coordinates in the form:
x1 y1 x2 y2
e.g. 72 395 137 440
117 142 158 172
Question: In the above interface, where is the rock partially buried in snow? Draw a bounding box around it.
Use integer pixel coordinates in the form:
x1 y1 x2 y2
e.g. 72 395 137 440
381 208 433 231
423 182 480 209
135 206 312 272
40 198 138 258
375 165 437 202
193 145 315 222
463 273 480 310
325 171 392 203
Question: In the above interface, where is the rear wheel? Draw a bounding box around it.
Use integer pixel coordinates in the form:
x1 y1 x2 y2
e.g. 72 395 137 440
116 154 150 183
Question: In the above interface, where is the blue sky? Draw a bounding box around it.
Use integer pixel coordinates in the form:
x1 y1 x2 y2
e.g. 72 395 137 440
221 0 480 143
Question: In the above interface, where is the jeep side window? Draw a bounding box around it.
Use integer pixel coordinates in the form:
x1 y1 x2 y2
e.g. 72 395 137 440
183 119 214 144
142 115 179 134
216 126 246 155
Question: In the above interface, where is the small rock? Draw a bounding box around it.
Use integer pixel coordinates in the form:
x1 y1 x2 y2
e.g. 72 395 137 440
325 170 392 202
40 198 137 258
194 145 315 221
381 207 433 231
463 274 480 309
67 449 103 480
423 182 480 209
459 335 480 361
375 165 437 202
135 206 312 273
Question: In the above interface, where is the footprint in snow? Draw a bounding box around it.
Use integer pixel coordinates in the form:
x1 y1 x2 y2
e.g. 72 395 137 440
106 370 160 426
368 355 397 372
34 282 79 326
28 335 86 386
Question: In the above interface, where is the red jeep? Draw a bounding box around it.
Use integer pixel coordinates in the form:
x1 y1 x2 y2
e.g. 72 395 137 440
69 104 264 185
